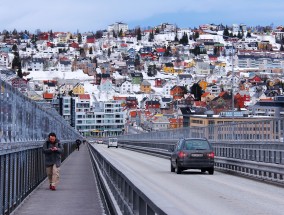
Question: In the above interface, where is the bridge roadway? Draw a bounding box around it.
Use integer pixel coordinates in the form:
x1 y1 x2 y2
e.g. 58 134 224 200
11 144 105 215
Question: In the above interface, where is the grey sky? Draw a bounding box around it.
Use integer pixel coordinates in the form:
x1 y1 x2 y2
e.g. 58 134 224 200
0 0 283 33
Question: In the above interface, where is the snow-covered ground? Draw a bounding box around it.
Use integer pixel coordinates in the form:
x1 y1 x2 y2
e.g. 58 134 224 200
25 69 178 105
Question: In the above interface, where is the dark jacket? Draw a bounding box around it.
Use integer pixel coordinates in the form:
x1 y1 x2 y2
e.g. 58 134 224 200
43 139 64 167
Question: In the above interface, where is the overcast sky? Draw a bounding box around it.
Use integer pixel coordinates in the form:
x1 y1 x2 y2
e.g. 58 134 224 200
1 0 283 33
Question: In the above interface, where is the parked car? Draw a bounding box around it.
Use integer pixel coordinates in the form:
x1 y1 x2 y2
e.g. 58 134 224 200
107 137 118 148
97 139 103 144
170 138 214 174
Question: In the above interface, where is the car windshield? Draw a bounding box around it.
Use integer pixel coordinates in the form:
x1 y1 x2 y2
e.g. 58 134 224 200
109 138 117 143
184 140 210 150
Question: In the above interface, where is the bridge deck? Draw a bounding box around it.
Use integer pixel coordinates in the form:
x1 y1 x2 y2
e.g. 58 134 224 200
12 144 105 215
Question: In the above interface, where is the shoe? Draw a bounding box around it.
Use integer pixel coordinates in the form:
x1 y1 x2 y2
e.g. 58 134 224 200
49 184 52 190
50 186 56 191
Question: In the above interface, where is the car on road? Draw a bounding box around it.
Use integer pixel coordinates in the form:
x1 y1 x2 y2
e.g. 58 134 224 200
107 137 118 148
97 139 103 144
170 138 214 174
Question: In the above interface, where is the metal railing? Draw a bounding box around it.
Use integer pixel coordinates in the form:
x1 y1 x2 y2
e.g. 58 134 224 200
118 140 284 186
88 144 168 215
120 118 284 143
0 141 77 215
0 78 81 145
0 78 82 215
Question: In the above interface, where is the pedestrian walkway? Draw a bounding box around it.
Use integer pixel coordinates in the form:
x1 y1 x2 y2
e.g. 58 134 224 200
12 144 105 215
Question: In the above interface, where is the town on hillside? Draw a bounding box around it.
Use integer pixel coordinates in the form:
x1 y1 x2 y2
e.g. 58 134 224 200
1 22 284 137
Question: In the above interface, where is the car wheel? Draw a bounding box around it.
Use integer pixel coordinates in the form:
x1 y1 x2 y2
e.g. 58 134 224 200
170 163 175 172
208 168 214 175
201 169 206 173
176 163 182 174
107 146 109 148
116 146 118 148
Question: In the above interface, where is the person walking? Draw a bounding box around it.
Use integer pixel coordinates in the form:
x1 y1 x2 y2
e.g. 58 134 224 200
43 132 64 191
76 139 81 151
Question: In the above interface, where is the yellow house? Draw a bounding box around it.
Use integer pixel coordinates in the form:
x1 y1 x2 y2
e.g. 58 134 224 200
214 61 226 67
184 60 195 68
140 80 151 93
72 83 85 95
163 63 175 74
199 80 208 91
173 68 184 74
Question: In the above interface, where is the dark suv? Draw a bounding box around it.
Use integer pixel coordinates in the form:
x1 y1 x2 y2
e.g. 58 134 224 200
170 138 214 174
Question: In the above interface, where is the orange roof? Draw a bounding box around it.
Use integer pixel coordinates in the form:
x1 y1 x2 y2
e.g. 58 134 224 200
219 91 227 97
43 93 54 99
259 98 273 101
193 101 207 107
129 110 140 117
78 94 90 100
201 92 210 97
113 96 127 100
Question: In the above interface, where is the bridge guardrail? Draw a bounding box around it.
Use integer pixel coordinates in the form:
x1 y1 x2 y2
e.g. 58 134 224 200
0 141 77 215
88 144 168 215
118 140 284 186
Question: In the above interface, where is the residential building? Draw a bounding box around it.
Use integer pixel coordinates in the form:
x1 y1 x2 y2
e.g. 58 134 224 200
140 80 151 93
108 22 128 34
189 112 275 141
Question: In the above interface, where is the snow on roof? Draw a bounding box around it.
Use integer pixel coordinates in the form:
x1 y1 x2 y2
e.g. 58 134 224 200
26 70 92 81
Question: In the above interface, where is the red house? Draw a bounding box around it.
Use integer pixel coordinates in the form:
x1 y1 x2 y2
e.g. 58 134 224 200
145 100 160 109
249 75 263 85
86 36 95 43
155 78 163 87
170 86 187 100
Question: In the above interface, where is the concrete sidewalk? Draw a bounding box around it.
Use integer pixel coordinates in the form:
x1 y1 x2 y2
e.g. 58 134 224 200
12 144 105 215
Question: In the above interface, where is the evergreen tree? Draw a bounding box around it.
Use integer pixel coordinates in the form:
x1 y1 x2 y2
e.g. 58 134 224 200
12 29 18 35
237 31 242 39
79 48 86 57
12 52 21 70
223 26 230 39
246 31 252 37
155 28 160 34
174 30 179 42
195 31 199 39
95 30 103 39
17 68 23 78
107 48 111 57
191 83 203 101
89 47 93 54
134 54 140 68
12 44 18 52
118 29 123 37
163 45 172 57
213 47 218 55
148 30 154 42
113 30 117 38
136 27 142 41
77 33 82 43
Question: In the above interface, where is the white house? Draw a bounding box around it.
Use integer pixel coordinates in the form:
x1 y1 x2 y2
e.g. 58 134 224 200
163 80 176 96
119 80 133 94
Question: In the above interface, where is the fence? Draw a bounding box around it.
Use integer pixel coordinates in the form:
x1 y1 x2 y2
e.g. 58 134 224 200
120 118 284 143
0 78 81 146
0 140 76 215
0 77 82 215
